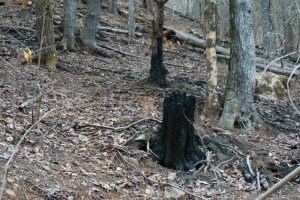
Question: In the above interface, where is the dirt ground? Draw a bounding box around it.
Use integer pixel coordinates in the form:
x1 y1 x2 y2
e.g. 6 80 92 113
0 1 299 199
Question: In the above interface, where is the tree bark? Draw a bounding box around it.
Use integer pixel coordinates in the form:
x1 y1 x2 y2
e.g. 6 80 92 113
216 0 230 40
81 0 100 46
80 0 111 57
62 0 77 51
282 1 296 53
150 0 168 87
35 0 57 69
203 0 220 118
146 0 154 14
109 0 117 14
164 27 231 55
128 0 135 40
219 0 256 129
153 91 205 171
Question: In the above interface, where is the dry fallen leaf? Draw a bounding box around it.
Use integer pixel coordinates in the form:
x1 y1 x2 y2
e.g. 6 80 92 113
42 165 51 171
6 136 14 143
5 189 16 198
22 48 32 63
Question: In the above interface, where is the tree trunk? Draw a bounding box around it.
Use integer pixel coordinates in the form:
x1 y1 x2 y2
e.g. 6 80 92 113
260 0 272 57
150 0 168 87
203 0 220 118
216 0 230 40
219 0 256 129
62 0 77 51
146 0 154 14
282 1 295 53
109 0 117 14
128 0 135 40
80 0 111 57
153 91 205 171
81 0 100 47
35 0 57 69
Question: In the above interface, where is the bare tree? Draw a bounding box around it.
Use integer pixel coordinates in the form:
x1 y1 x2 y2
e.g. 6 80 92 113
219 0 256 129
149 0 169 87
35 0 57 69
81 0 110 57
62 0 77 51
203 0 220 118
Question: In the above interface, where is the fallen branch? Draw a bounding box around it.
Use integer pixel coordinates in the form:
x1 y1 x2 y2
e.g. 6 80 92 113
98 26 143 37
164 27 230 55
246 155 254 176
256 166 300 200
214 141 245 156
256 63 298 76
74 117 162 132
98 43 187 67
0 108 57 200
264 52 297 73
116 150 205 199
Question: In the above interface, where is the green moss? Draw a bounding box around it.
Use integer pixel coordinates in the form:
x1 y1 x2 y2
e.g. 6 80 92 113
87 75 107 83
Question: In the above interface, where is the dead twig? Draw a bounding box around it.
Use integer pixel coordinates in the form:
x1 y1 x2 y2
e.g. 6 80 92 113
246 155 255 176
214 141 245 156
257 169 261 192
75 117 162 131
116 150 205 199
264 52 297 73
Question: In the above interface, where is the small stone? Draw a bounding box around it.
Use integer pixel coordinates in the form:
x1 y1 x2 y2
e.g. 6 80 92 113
5 189 16 198
6 136 14 143
167 172 177 181
164 186 187 200
145 185 156 197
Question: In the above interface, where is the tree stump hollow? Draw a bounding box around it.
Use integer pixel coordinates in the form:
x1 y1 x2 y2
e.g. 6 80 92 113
153 91 204 170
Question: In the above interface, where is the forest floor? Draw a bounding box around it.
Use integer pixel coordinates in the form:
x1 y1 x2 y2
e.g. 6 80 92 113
0 1 299 199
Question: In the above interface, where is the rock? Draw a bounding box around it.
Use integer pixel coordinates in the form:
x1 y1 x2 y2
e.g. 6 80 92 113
145 185 156 197
164 186 187 200
5 189 16 198
255 72 287 100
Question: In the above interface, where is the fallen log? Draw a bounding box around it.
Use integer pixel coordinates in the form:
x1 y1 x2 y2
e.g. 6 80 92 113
163 27 230 56
197 48 298 76
117 8 151 23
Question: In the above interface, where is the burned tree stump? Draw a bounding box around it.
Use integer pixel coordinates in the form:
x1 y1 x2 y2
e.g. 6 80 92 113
153 91 205 170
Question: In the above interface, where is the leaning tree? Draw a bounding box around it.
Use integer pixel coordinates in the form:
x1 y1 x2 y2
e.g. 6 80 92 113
35 0 57 69
219 0 256 129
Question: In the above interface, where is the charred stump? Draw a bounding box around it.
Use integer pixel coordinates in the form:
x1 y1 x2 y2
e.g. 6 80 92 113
153 91 205 170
